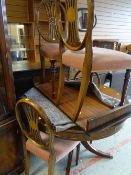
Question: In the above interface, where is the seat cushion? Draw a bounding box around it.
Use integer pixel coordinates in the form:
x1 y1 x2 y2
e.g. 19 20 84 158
26 132 79 162
62 47 131 72
40 43 59 59
24 88 76 132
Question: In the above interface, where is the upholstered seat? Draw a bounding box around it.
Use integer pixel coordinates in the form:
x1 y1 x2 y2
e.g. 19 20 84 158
62 47 131 72
40 43 59 60
15 97 80 175
26 132 79 163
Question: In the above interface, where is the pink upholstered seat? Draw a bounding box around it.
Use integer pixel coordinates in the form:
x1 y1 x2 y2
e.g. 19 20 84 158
62 47 131 72
40 43 59 59
26 132 80 163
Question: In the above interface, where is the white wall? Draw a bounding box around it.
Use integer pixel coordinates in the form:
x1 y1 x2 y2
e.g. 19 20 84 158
79 0 131 50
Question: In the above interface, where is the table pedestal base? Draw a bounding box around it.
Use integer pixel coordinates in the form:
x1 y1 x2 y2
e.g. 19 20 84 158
82 141 113 158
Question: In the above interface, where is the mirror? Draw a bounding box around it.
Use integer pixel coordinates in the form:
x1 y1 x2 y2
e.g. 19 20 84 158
7 24 30 61
78 8 97 32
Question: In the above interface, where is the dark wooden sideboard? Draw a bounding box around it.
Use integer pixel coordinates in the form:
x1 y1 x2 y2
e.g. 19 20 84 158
0 0 21 174
93 39 121 51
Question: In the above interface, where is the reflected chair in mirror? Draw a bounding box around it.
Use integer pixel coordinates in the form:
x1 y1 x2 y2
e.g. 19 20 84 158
36 0 131 159
15 98 80 175
35 0 66 97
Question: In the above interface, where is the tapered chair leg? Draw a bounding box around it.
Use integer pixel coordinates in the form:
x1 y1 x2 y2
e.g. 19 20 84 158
50 59 56 98
40 55 46 83
24 150 30 175
76 143 80 166
22 135 30 175
48 152 56 175
66 150 73 175
56 64 65 105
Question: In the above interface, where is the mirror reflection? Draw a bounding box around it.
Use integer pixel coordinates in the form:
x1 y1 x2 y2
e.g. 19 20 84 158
78 8 97 32
8 24 28 61
78 8 88 31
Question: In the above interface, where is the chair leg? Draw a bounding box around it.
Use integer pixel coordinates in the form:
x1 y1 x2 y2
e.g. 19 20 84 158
76 143 80 166
50 59 56 98
66 150 73 175
22 135 30 175
56 64 65 105
48 153 56 175
40 54 45 83
120 69 131 106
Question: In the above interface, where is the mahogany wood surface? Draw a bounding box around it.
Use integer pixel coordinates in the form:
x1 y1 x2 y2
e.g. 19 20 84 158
0 0 16 112
0 1 22 174
0 118 20 175
36 82 129 132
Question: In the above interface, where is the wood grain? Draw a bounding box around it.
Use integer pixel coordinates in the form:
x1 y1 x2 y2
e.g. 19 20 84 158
36 82 131 131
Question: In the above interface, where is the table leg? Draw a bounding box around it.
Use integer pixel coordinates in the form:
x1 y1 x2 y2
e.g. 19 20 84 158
82 141 113 159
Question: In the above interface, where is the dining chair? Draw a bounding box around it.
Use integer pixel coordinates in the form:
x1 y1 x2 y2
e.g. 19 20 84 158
33 0 131 167
35 0 98 97
35 0 64 97
54 0 131 116
15 98 80 175
34 0 131 159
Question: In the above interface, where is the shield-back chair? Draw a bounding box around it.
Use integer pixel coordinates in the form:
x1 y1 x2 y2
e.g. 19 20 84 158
15 98 80 175
35 0 97 97
35 0 131 159
35 0 65 97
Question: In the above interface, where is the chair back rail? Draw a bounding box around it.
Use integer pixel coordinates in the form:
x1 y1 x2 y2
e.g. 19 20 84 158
15 98 55 150
55 0 94 121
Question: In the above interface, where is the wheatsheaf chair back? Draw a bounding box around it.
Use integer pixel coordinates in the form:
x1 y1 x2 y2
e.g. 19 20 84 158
55 0 94 121
35 0 66 96
36 0 58 42
15 98 80 175
16 98 53 148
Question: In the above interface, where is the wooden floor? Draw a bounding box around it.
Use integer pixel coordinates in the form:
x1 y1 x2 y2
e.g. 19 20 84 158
36 82 122 131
